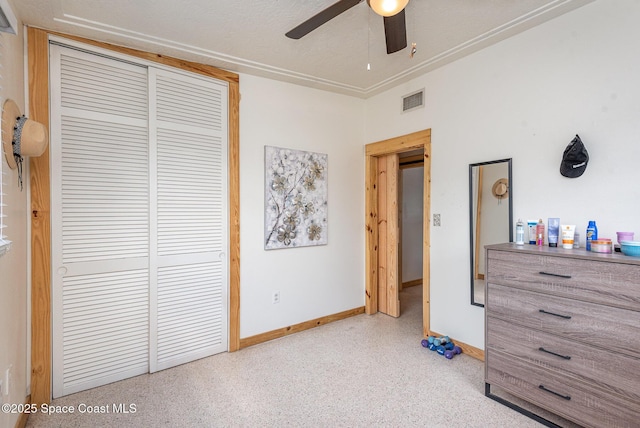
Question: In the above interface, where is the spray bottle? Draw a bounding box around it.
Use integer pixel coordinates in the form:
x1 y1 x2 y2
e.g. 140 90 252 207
586 220 598 251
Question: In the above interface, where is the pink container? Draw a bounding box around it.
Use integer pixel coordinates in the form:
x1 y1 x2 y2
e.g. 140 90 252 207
617 232 635 245
591 239 612 253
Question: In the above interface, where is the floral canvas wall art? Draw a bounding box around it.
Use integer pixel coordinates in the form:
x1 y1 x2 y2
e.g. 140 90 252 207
265 146 328 250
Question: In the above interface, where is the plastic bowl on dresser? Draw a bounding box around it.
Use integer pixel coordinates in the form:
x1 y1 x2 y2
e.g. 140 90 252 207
616 232 635 244
620 240 640 257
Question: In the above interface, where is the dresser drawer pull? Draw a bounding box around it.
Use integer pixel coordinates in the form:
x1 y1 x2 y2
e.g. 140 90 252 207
538 384 571 401
539 271 572 279
538 347 571 360
539 309 572 319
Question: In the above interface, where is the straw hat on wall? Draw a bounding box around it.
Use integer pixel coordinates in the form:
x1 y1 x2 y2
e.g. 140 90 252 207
2 98 48 170
2 99 48 189
491 178 509 200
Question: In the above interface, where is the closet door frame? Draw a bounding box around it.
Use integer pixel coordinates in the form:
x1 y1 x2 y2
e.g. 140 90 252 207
28 27 241 405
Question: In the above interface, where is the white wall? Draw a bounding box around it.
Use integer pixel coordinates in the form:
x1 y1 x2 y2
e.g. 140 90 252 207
365 0 640 349
401 167 423 282
0 8 29 428
238 74 366 337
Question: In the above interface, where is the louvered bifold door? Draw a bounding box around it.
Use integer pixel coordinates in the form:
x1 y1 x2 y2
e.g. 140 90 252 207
149 68 228 372
50 45 151 398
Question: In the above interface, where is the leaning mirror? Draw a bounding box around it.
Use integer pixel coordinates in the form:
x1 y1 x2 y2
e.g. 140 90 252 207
469 159 512 307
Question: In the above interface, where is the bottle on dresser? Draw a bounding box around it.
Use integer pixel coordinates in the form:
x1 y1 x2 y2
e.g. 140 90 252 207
536 219 545 246
515 219 525 245
586 220 598 251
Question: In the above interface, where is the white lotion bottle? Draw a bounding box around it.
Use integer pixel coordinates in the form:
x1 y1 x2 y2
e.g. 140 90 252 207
516 219 525 245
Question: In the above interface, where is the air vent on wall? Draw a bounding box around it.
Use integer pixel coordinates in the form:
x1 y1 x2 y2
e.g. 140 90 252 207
402 89 424 113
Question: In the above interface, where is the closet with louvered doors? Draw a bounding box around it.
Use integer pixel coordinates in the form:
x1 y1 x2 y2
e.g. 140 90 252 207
49 42 228 398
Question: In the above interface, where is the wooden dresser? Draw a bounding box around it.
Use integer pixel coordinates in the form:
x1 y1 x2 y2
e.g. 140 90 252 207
484 243 640 428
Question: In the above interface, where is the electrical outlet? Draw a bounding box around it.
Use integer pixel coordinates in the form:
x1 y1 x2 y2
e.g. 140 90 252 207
433 213 441 227
272 291 280 304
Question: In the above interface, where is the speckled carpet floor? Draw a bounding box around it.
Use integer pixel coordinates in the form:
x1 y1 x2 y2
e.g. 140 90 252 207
26 286 549 427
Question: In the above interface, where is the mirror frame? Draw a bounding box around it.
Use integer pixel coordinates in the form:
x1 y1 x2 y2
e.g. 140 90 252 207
469 158 513 307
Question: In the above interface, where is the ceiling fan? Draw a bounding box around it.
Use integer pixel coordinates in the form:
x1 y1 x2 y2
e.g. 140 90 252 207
286 0 409 55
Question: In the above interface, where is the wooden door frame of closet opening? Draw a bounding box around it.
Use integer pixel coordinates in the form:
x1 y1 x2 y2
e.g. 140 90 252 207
27 27 241 405
365 129 431 336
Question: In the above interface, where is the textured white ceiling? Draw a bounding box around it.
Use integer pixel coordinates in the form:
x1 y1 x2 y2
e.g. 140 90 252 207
15 0 594 97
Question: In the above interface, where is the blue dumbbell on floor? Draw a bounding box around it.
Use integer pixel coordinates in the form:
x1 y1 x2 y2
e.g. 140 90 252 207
421 338 437 349
433 335 451 347
422 337 459 358
420 339 435 350
444 346 462 359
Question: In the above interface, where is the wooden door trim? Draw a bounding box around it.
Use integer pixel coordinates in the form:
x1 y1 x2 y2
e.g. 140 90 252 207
365 129 431 336
28 28 51 407
28 27 241 404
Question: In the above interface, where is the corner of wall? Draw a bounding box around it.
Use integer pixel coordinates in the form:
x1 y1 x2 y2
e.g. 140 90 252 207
0 15 30 428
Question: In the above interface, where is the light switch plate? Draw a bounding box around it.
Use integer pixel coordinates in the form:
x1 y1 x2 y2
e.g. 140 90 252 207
433 214 441 227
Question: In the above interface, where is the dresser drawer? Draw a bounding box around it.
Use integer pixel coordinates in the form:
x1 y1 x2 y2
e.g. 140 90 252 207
486 316 640 403
486 350 640 428
487 249 640 311
486 283 640 358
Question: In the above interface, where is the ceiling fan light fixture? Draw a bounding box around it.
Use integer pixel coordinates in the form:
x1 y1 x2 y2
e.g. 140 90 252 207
367 0 409 17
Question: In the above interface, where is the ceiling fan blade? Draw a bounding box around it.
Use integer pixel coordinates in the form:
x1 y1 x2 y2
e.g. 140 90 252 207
383 8 407 54
286 0 363 39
